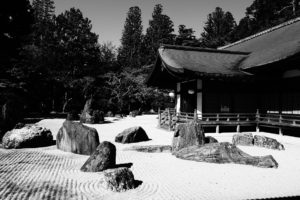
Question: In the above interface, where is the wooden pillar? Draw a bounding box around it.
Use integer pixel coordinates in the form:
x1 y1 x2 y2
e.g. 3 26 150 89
194 109 197 121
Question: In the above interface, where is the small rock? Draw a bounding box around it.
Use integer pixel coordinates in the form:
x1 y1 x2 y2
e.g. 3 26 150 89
103 167 136 192
81 141 116 172
2 125 53 149
232 133 254 146
115 126 149 144
172 121 205 153
56 120 100 155
205 136 218 144
254 135 285 150
14 122 25 129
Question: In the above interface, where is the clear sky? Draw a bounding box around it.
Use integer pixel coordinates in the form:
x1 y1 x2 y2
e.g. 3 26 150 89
52 0 253 46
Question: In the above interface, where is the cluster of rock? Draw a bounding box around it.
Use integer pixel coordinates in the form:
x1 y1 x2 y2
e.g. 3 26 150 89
81 141 137 192
171 121 279 168
2 124 53 149
232 133 285 150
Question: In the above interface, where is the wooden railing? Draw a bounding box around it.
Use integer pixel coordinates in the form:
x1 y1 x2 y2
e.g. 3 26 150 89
158 108 300 134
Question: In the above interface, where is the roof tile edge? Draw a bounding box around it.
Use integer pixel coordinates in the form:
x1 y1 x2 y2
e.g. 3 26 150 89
159 44 250 55
219 17 300 50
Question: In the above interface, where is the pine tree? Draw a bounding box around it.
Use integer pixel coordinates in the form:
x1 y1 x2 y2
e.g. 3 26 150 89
55 8 100 80
143 4 175 64
200 7 236 48
118 6 143 69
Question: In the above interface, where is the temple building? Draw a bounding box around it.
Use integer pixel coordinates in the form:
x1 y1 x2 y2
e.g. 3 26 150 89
147 17 300 117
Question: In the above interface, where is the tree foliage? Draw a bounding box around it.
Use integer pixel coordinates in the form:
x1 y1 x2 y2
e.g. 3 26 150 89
143 4 175 64
233 0 300 41
55 8 101 82
200 7 236 48
0 0 33 76
175 25 200 46
118 6 143 68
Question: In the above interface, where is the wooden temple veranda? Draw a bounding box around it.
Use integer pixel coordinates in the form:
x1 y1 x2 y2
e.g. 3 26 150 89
146 17 300 135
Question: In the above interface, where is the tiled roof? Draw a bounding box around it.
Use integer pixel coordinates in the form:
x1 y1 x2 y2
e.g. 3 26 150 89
220 17 300 70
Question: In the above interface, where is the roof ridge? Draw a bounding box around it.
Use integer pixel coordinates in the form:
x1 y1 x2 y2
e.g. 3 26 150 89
219 17 300 50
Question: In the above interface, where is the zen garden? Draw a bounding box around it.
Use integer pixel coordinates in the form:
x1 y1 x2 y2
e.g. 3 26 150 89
1 0 300 199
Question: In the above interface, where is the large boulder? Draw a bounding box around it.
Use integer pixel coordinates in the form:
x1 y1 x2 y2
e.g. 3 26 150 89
232 133 254 146
80 98 104 124
172 121 205 153
254 135 285 150
2 125 53 149
81 141 116 172
173 142 278 168
103 167 136 192
115 126 149 144
56 120 100 155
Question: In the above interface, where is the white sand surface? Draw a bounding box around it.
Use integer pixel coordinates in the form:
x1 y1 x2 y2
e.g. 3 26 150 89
1 115 300 200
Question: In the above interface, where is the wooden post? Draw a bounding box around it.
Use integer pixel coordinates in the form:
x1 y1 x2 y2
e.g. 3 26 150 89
158 108 161 127
256 109 260 133
279 114 283 135
236 114 240 133
236 125 240 133
168 108 172 131
216 114 220 133
216 125 220 134
194 109 197 121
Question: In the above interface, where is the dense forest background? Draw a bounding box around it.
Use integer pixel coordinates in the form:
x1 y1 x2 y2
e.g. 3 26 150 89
1 0 299 122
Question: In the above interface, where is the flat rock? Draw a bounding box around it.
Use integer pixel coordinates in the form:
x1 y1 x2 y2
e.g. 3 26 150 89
103 167 136 192
232 133 254 146
56 120 100 155
172 121 205 153
81 141 116 172
2 125 53 149
115 126 149 144
125 145 172 153
254 135 285 150
173 142 278 168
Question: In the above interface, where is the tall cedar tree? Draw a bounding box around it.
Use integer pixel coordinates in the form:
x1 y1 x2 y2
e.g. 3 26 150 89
200 7 236 48
143 4 175 64
118 6 143 69
0 0 33 77
32 0 55 46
